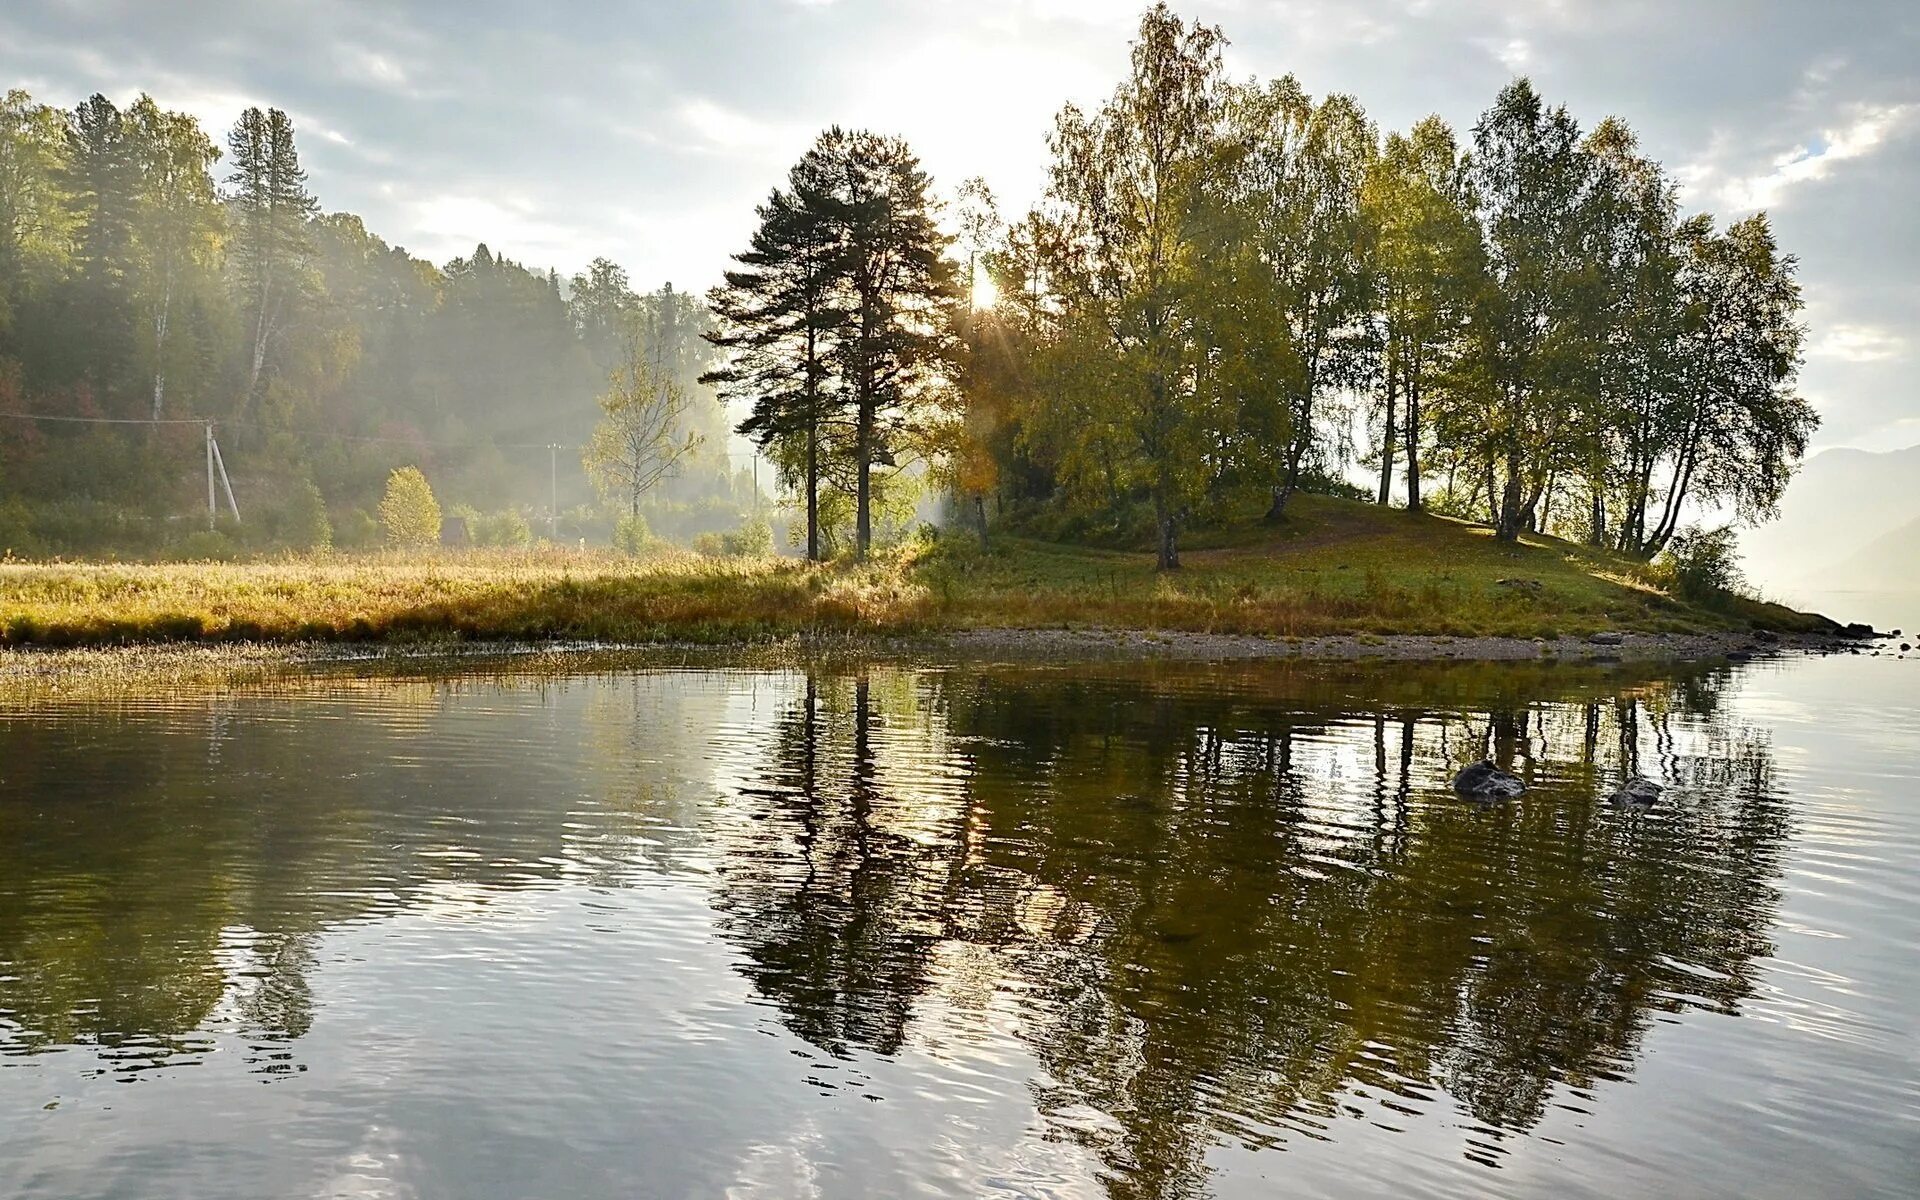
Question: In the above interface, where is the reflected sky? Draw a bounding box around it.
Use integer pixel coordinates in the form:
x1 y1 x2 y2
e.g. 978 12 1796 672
1 654 1916 1199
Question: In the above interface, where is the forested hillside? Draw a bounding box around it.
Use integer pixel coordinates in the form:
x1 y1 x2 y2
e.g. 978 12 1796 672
0 91 753 557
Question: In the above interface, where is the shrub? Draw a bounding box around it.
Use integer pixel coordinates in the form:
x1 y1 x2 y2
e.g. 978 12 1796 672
1654 525 1746 606
334 507 379 550
474 509 533 548
0 499 44 558
168 529 237 561
721 516 774 557
282 479 332 552
612 512 651 556
378 466 441 550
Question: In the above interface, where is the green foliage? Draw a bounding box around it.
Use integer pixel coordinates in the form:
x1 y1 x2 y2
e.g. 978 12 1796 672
167 528 236 562
583 337 702 516
473 509 532 549
707 126 958 561
0 498 43 557
0 20 1818 580
280 479 332 552
333 507 378 550
378 467 440 550
716 516 774 557
1651 526 1747 607
612 512 651 556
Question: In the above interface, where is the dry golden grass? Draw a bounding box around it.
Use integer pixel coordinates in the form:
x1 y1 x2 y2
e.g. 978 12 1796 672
0 496 1829 649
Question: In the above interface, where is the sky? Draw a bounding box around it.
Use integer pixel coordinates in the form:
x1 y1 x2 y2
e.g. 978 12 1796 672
2 0 1915 451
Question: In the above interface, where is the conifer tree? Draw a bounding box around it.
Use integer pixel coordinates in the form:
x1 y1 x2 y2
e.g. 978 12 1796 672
227 107 316 408
705 168 848 561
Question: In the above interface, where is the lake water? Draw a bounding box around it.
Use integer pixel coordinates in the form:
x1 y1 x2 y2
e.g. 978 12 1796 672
2 651 1916 1199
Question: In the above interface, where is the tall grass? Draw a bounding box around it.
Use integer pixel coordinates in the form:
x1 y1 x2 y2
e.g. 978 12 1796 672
0 496 1829 648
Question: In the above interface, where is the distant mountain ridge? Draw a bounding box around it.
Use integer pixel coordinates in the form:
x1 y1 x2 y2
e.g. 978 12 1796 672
1740 442 1920 595
1814 515 1920 592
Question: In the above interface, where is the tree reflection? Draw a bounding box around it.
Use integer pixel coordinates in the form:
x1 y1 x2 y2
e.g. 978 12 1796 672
710 660 1789 1198
0 658 1791 1200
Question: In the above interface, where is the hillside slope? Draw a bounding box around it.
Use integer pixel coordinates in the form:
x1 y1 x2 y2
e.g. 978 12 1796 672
0 494 1836 648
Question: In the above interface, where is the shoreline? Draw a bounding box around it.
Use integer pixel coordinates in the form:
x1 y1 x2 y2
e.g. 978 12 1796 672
928 625 1876 662
0 625 1884 688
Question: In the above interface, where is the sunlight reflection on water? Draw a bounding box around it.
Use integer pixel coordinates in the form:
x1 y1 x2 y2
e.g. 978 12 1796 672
1 652 1916 1199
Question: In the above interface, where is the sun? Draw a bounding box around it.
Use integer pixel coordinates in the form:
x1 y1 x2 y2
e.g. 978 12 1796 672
969 270 999 312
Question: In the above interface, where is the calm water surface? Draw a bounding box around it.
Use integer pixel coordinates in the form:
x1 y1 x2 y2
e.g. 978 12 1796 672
1 652 1916 1199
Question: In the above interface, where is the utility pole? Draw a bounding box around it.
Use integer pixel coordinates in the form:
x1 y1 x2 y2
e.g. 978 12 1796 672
548 444 559 540
205 422 216 530
211 431 241 523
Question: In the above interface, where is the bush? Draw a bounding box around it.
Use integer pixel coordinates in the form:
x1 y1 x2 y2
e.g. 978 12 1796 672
0 499 44 558
379 466 441 550
167 529 237 562
612 512 651 556
721 516 774 557
473 509 533 548
334 507 379 550
1654 525 1746 606
281 479 332 552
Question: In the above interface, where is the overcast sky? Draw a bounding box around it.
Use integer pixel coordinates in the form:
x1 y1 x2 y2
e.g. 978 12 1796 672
3 0 1913 450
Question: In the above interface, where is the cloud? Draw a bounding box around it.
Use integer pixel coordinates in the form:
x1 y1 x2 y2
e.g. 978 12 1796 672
1711 102 1915 211
403 192 596 267
1808 323 1909 363
672 98 794 155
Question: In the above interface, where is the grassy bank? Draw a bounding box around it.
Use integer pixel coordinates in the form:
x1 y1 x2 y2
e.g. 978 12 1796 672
0 495 1831 648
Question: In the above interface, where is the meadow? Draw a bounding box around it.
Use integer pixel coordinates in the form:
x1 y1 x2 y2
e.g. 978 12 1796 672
0 496 1827 649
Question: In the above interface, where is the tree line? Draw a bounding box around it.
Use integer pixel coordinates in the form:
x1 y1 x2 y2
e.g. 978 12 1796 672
0 88 748 554
709 4 1814 568
1 3 1815 565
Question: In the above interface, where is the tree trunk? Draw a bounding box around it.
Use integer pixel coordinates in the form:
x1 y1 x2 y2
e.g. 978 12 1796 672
805 415 820 562
1266 389 1313 522
151 272 173 420
973 492 988 550
1494 458 1525 541
1376 350 1398 506
1155 494 1180 571
855 398 872 561
1404 367 1422 513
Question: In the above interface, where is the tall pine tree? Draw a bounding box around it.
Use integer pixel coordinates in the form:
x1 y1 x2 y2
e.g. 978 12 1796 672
227 106 315 410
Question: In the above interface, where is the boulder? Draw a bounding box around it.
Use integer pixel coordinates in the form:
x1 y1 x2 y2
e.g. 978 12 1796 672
1454 761 1526 800
1843 622 1877 638
1589 631 1625 646
1609 777 1663 807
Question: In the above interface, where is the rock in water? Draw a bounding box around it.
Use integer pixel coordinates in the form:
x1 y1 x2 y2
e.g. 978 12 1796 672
1454 761 1526 800
1609 777 1663 807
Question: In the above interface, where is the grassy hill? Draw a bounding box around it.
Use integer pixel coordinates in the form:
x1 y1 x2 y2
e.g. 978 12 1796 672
0 494 1831 648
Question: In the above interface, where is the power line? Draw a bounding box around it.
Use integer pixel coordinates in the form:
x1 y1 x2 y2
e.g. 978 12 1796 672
1 408 766 456
0 410 207 426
